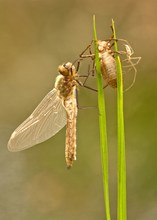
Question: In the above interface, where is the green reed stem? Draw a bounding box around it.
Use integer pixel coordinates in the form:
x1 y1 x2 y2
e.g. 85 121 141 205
111 19 127 220
93 15 111 220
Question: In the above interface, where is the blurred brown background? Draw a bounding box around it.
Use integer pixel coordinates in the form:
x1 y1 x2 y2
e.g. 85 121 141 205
0 0 157 219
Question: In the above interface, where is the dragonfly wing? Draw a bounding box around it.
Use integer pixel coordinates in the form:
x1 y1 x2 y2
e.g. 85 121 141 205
8 88 67 152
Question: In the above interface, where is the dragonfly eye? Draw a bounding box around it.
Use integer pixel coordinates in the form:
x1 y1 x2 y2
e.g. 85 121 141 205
63 62 72 70
58 64 70 76
58 62 75 77
63 63 68 69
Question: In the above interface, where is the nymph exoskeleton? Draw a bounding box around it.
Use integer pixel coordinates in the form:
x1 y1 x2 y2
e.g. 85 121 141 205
80 39 117 88
80 35 141 90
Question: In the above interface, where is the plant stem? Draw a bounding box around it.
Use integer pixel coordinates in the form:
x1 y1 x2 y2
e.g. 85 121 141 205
93 15 111 220
111 19 127 220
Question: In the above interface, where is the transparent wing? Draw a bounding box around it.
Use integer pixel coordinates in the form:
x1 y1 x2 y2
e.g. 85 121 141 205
8 88 67 152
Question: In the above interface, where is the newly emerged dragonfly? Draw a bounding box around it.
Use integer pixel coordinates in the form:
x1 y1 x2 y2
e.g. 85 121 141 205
8 62 81 168
80 37 141 90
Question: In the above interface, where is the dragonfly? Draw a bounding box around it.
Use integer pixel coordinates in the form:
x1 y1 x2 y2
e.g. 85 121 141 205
80 36 141 90
8 62 81 168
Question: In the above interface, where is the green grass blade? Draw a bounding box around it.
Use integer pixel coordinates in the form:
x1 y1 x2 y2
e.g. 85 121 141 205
93 15 111 220
111 19 127 220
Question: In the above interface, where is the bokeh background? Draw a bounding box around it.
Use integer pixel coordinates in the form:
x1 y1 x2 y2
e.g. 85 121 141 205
0 0 157 219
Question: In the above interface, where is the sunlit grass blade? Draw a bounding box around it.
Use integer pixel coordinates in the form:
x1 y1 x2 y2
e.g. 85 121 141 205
111 19 127 220
93 15 111 220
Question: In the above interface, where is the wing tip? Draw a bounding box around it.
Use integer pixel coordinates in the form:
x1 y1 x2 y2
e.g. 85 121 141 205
7 138 17 152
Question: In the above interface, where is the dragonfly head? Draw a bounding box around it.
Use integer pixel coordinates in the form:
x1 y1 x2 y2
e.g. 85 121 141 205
58 62 76 76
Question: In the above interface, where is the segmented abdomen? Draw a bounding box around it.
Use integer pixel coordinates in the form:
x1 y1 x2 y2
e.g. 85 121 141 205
101 52 117 88
64 87 77 168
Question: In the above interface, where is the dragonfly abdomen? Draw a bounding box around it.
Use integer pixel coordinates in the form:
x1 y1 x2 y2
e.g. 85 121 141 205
64 91 77 168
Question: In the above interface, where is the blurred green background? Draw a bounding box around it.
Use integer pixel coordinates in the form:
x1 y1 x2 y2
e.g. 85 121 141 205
0 0 157 219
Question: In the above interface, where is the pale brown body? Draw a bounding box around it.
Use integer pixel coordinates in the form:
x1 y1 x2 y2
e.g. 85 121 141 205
57 63 78 168
80 40 117 88
80 38 141 90
8 62 79 169
97 40 117 88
